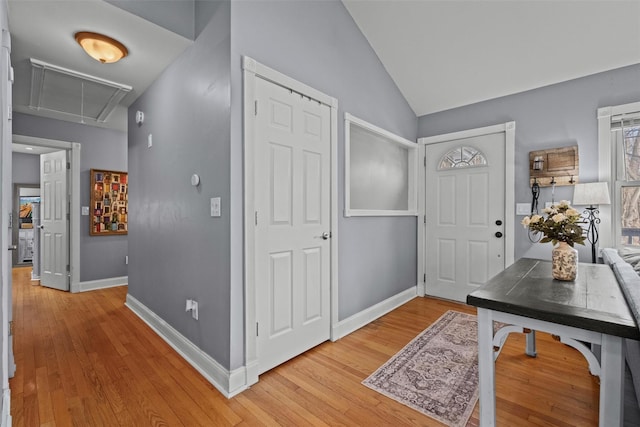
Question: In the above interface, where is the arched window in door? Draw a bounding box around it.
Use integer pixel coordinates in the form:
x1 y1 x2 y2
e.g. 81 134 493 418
438 146 487 170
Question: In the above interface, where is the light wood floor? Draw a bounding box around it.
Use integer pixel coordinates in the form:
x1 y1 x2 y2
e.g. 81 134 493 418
10 266 599 426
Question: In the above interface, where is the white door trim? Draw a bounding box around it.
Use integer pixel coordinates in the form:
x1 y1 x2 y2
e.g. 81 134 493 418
242 56 338 387
417 122 515 296
12 134 80 292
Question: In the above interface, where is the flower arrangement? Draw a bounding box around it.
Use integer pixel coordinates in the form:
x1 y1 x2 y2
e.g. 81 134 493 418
521 200 586 247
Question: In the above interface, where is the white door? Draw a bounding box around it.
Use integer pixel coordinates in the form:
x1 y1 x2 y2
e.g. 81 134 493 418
425 132 505 302
40 150 69 291
254 77 331 374
1 27 15 380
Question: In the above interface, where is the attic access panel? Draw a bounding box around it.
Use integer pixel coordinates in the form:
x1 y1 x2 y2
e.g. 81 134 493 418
29 59 132 123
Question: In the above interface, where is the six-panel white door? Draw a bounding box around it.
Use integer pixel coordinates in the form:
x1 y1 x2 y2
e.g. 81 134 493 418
425 133 505 302
40 150 69 291
254 77 331 374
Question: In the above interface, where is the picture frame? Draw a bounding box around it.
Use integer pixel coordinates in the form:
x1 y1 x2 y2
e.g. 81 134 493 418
90 169 128 235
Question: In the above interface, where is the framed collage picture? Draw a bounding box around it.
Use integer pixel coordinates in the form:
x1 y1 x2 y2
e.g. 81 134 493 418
90 169 128 236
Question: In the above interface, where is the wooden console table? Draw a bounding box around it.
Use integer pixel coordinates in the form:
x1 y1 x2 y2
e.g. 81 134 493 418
467 258 640 427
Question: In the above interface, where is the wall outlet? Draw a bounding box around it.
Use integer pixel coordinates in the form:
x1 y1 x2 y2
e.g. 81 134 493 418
185 299 199 320
191 301 198 320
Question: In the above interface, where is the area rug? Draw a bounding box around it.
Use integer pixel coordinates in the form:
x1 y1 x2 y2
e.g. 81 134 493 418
362 310 480 427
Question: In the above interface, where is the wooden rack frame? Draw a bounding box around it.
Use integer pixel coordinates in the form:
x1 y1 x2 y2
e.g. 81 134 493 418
529 146 579 188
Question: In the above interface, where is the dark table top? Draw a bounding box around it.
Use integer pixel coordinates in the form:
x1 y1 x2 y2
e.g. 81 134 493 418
467 258 640 340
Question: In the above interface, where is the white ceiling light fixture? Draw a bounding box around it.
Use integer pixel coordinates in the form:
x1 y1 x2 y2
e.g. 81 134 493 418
75 31 128 64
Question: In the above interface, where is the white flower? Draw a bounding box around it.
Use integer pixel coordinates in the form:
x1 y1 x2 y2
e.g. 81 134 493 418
530 214 542 223
521 216 531 227
542 207 556 214
552 213 566 223
566 208 580 217
557 200 570 208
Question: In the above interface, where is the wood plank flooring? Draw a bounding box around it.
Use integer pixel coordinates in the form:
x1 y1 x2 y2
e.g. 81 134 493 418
10 266 599 426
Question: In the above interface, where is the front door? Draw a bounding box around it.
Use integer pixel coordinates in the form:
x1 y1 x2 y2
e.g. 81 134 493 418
254 76 331 374
40 150 69 291
424 131 506 302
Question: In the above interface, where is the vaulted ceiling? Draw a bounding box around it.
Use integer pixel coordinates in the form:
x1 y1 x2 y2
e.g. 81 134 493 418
343 0 640 116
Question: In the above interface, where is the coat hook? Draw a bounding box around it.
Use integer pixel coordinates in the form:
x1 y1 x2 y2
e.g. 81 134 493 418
569 175 575 184
550 176 556 185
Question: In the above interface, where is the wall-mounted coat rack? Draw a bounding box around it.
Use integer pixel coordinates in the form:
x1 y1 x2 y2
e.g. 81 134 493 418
529 145 579 187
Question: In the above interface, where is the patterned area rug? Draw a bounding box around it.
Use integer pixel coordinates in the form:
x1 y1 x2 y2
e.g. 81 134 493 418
362 310 479 427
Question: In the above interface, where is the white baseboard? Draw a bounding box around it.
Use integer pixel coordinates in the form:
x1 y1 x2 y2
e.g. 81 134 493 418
331 286 418 341
2 388 10 427
125 294 247 398
77 276 128 293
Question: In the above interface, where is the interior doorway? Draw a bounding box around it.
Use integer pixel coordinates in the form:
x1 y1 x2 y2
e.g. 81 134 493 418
11 184 39 267
11 135 81 292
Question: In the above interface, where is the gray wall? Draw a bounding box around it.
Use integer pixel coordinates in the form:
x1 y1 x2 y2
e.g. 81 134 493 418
418 63 640 262
127 0 418 372
12 112 128 282
127 1 232 368
12 152 39 185
230 1 418 334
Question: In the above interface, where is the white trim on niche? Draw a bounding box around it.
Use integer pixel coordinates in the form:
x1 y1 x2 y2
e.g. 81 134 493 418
125 294 246 398
344 113 418 217
242 56 339 388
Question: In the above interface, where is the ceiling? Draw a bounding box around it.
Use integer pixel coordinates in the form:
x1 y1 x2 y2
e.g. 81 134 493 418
8 0 192 133
343 0 640 116
7 0 640 143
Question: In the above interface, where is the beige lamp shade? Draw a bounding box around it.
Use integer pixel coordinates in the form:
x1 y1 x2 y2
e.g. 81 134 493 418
572 182 611 206
75 32 128 64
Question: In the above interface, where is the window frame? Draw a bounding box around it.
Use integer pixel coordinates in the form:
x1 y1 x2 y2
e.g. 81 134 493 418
597 101 640 249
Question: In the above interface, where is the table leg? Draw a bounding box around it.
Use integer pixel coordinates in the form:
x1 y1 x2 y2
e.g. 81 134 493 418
477 308 496 426
525 330 537 357
599 334 624 427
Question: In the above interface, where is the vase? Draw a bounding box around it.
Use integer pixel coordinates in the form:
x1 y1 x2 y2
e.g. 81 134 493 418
552 242 578 281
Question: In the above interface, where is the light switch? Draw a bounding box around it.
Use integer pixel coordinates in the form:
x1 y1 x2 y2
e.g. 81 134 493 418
211 197 221 217
147 134 153 148
81 206 90 216
516 203 530 216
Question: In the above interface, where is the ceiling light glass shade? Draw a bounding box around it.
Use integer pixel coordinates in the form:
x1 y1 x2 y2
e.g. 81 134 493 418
75 32 128 64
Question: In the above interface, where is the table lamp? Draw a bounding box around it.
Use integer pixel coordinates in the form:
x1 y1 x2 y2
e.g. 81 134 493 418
572 182 611 263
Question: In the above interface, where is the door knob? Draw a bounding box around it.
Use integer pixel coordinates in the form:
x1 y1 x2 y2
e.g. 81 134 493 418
7 245 16 251
321 232 330 240
38 225 44 229
495 232 503 238
495 220 503 226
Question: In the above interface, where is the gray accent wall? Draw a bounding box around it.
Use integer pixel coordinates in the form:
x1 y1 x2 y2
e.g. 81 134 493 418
127 1 232 368
127 0 418 372
12 112 128 282
418 63 640 263
230 1 418 332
